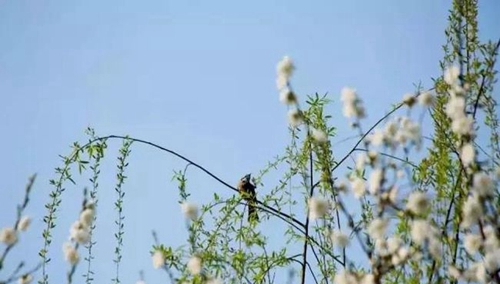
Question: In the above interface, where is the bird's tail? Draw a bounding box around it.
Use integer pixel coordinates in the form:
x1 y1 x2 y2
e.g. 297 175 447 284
248 202 259 222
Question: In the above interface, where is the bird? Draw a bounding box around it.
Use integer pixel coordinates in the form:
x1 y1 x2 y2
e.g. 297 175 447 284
237 173 259 222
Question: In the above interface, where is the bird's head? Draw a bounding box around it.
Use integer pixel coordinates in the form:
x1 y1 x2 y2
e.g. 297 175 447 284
242 173 252 183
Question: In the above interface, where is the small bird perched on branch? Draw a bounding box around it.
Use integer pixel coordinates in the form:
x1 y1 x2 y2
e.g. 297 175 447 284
237 174 259 222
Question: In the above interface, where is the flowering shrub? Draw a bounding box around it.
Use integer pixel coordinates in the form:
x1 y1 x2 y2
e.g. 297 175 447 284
1 1 499 284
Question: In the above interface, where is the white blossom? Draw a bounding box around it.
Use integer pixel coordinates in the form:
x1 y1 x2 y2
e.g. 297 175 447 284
384 120 399 146
340 87 365 119
69 221 90 244
311 128 328 144
0 227 18 245
367 151 378 164
483 249 500 272
152 251 164 269
399 118 422 147
392 247 409 266
287 108 303 127
461 195 483 228
445 96 465 120
360 273 375 284
468 262 489 283
474 263 488 283
330 230 349 248
187 256 202 275
340 87 357 103
181 202 199 220
460 143 475 166
464 233 482 255
428 238 442 261
333 270 357 284
351 177 365 199
385 120 398 135
367 218 388 240
341 103 355 119
402 93 416 107
381 186 398 204
279 88 297 105
18 216 31 232
411 220 429 245
453 116 474 136
374 239 389 257
276 74 288 90
368 169 383 195
368 130 384 147
355 153 367 171
63 242 79 265
448 266 461 280
308 196 329 220
276 56 294 91
386 236 402 254
406 191 429 215
484 225 500 251
472 172 494 197
444 65 460 85
18 274 32 284
79 208 95 228
276 56 295 80
418 92 434 106
136 281 146 284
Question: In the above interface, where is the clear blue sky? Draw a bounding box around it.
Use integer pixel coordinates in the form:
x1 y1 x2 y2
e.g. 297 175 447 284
1 0 499 283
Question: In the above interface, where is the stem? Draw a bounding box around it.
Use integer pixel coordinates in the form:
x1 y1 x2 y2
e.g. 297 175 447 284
300 147 315 284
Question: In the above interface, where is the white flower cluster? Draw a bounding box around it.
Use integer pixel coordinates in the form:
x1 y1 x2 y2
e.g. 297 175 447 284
418 91 434 107
0 215 31 246
187 255 202 275
406 191 429 215
152 250 165 269
62 242 80 265
276 56 328 144
446 170 499 283
18 274 33 284
181 202 199 220
272 57 497 282
157 254 204 277
403 91 435 108
276 56 295 92
276 56 303 127
443 66 475 138
374 236 411 266
333 82 462 280
0 227 17 246
308 196 330 220
1 213 32 284
461 174 497 226
366 116 422 150
62 203 95 265
410 220 441 260
367 218 389 240
330 230 349 248
333 270 374 284
449 230 500 283
340 87 365 120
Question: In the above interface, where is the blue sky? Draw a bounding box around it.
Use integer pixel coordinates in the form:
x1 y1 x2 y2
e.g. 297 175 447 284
1 0 499 283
